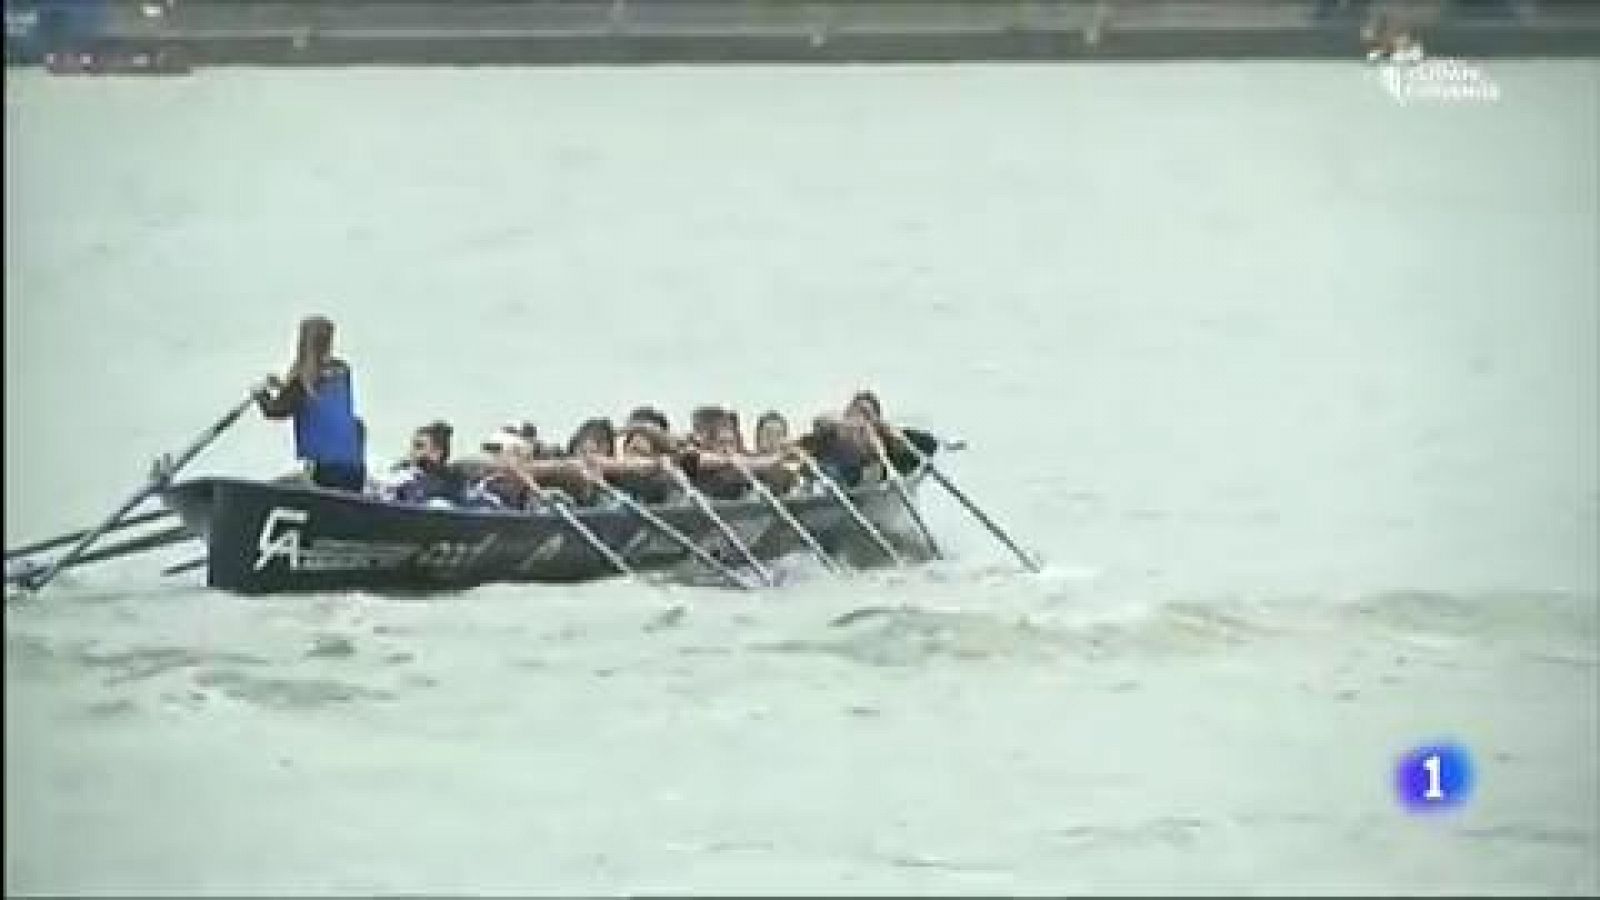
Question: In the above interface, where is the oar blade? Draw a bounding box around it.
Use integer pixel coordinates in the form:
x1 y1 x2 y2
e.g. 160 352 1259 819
162 557 207 578
5 507 176 563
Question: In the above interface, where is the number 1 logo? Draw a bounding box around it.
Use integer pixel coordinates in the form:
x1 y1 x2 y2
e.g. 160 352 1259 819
1422 753 1444 800
1395 741 1474 812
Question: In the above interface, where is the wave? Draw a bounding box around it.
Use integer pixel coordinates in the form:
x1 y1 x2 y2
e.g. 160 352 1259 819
7 556 1594 700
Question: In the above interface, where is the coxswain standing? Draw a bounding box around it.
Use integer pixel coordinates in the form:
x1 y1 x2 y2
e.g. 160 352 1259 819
254 315 367 491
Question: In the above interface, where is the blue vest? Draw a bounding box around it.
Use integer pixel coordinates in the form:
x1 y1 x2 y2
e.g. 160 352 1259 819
294 366 362 465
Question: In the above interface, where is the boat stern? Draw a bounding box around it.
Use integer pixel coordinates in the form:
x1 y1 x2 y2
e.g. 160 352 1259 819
160 477 219 541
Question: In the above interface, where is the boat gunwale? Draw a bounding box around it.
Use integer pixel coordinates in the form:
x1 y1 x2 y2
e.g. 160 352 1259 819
164 465 929 524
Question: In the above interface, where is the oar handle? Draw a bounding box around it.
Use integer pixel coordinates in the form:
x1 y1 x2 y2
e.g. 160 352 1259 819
162 393 259 481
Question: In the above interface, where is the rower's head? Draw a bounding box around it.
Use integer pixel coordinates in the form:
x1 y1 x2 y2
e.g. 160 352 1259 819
288 315 336 393
711 411 743 455
626 406 670 434
410 420 452 470
483 421 536 465
690 405 725 444
755 411 789 454
620 430 649 458
568 417 616 459
620 424 672 458
845 389 882 423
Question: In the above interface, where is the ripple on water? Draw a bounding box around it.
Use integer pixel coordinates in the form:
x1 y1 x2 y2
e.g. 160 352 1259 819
1343 588 1598 641
757 599 1285 667
191 669 395 711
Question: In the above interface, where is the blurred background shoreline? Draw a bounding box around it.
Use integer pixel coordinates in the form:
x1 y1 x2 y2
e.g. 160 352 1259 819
6 0 1600 67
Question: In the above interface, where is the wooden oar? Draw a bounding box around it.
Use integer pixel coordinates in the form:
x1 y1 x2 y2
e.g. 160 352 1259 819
6 507 176 562
5 524 195 586
19 391 257 593
584 474 753 591
662 461 774 587
69 525 194 569
508 468 635 579
799 455 904 567
887 427 1041 573
865 427 943 561
162 556 207 577
727 456 841 574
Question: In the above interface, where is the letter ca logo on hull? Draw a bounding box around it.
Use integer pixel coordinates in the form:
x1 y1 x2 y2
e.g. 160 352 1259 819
255 507 308 571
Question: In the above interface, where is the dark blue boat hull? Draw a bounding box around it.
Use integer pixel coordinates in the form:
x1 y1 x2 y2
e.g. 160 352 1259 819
163 475 926 594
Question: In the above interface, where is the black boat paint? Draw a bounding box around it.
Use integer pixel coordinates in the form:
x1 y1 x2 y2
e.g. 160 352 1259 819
162 474 930 595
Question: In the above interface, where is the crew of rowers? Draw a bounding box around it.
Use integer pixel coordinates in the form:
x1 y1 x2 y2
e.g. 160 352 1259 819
367 391 940 512
249 316 935 510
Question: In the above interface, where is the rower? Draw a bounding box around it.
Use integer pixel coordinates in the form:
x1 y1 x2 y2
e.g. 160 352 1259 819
613 421 679 505
497 419 558 458
457 423 541 509
254 315 366 491
844 389 939 476
796 410 875 487
624 405 672 436
749 411 804 495
374 420 460 506
674 408 802 499
566 417 616 459
541 418 617 506
684 408 750 500
753 410 789 455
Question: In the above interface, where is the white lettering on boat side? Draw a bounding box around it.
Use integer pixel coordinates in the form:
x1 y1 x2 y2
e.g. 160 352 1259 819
468 533 498 564
621 529 650 557
296 541 416 572
253 510 427 574
640 530 683 556
415 534 499 569
254 507 308 572
515 534 565 572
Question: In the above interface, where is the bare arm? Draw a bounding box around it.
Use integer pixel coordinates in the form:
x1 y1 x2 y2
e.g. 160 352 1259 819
516 457 659 480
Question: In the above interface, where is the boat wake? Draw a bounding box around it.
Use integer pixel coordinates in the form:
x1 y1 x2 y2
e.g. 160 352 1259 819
9 551 1591 718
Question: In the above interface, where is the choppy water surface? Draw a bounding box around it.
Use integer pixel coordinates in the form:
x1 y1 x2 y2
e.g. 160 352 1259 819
5 63 1597 894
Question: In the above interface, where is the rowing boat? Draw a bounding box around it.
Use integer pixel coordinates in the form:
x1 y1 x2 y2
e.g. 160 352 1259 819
160 469 931 595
